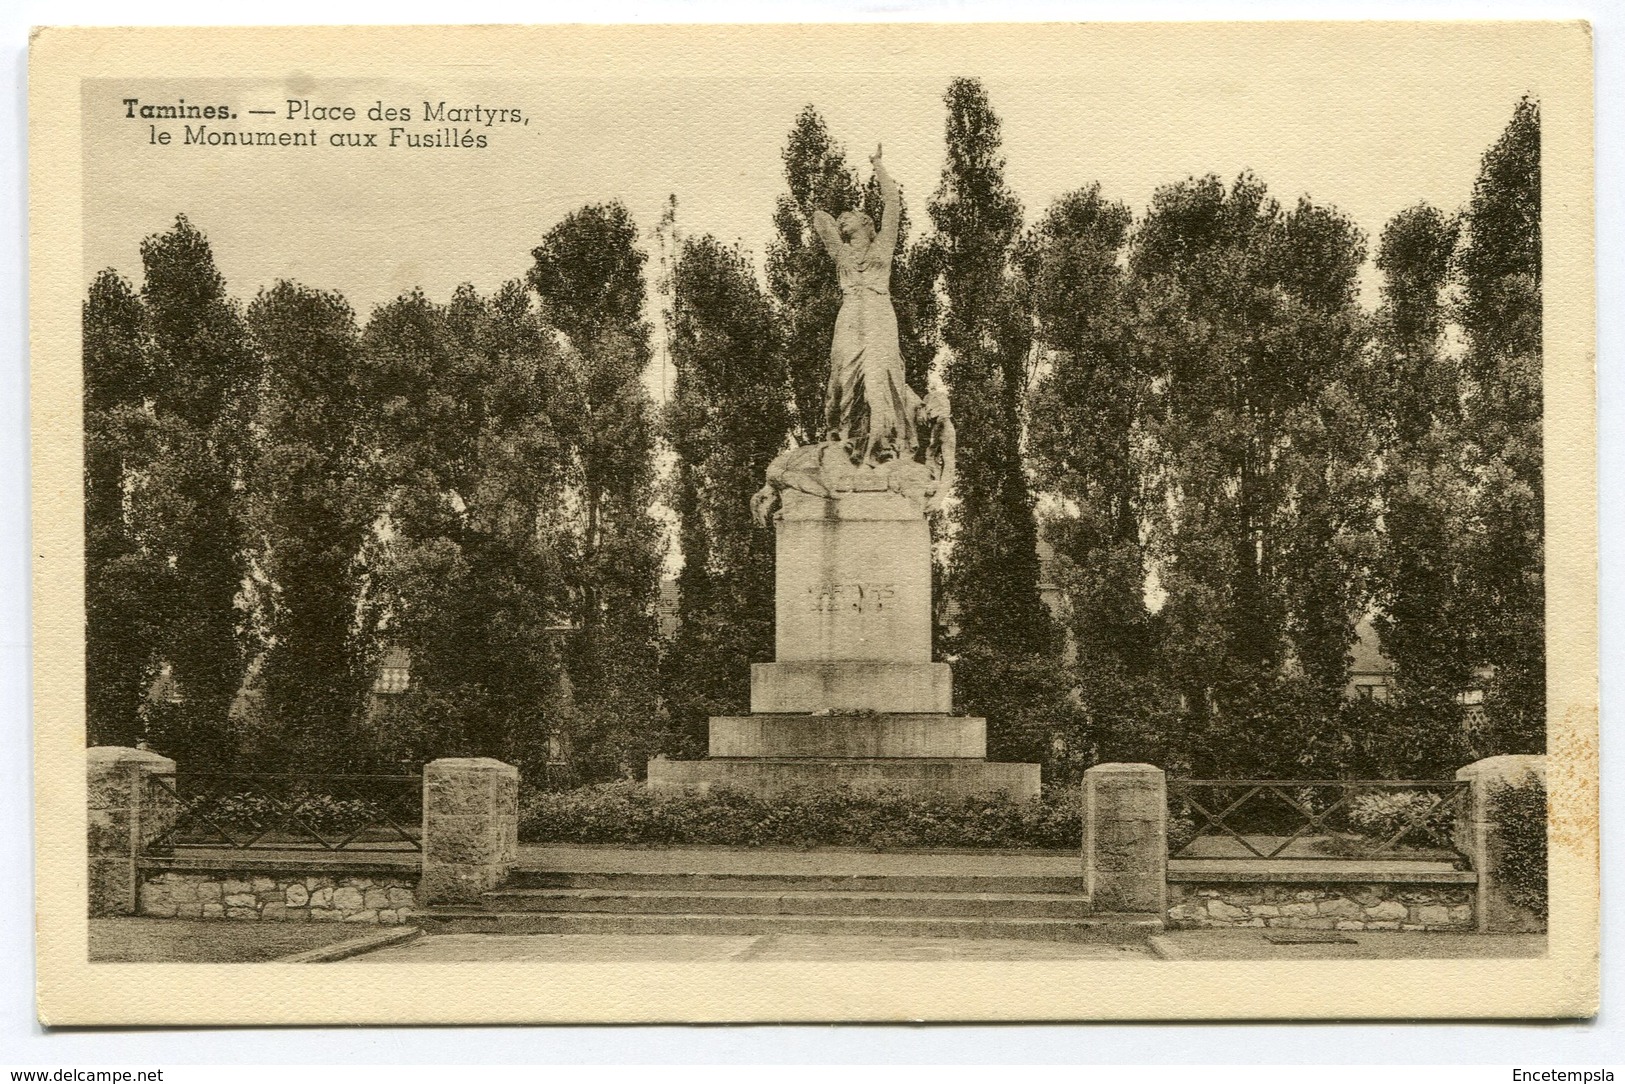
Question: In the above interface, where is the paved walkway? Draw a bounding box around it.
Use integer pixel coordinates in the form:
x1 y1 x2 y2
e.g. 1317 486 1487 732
352 931 1148 962
347 928 1544 963
513 844 1078 877
1150 929 1545 961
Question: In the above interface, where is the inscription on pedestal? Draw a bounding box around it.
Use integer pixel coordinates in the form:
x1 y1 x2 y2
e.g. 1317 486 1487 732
808 582 896 614
775 491 931 664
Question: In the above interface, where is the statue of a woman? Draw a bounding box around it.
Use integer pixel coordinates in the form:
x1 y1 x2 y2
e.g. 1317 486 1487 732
812 145 917 466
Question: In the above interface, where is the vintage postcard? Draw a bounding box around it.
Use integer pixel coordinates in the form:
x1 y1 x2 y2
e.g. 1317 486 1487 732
30 22 1597 1024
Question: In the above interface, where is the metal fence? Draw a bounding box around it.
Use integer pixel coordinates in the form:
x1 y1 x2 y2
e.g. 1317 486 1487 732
1166 778 1472 866
143 773 423 855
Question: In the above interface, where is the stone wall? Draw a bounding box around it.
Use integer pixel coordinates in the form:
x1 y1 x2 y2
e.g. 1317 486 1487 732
139 870 417 925
1167 881 1475 931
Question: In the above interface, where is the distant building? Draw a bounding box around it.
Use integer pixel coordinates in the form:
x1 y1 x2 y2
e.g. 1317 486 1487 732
1346 618 1396 702
657 577 681 640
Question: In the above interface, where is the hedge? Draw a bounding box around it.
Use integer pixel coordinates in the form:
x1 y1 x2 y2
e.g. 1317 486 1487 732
1490 778 1548 918
519 782 1081 850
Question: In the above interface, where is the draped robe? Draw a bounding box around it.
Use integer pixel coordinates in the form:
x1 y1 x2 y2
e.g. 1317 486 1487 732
815 188 918 465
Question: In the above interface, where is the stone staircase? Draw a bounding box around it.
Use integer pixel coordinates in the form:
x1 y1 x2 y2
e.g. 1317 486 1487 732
420 865 1161 943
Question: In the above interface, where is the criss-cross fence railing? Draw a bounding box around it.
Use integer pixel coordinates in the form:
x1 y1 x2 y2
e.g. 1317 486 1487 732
1166 779 1472 866
142 773 423 855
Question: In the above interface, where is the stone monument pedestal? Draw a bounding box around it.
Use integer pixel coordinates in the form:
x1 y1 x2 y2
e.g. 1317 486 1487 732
648 487 1040 801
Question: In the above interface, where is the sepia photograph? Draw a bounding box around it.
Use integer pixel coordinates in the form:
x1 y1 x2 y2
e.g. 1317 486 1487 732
28 20 1598 1024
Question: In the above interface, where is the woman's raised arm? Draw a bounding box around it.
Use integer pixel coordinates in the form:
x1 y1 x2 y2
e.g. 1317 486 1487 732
812 209 842 254
872 145 900 254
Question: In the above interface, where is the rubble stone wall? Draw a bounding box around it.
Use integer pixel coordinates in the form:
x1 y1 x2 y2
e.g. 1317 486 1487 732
1167 881 1474 931
138 870 417 925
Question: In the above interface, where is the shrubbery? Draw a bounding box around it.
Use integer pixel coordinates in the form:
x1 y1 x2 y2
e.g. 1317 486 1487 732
519 782 1081 850
1345 790 1456 849
1491 779 1548 917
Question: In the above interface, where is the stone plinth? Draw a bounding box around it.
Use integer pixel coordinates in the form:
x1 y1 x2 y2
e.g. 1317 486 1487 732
710 714 986 758
87 746 177 916
1456 754 1547 933
420 757 519 905
774 489 931 664
751 661 951 714
1082 763 1167 914
646 479 1040 803
647 756 1040 801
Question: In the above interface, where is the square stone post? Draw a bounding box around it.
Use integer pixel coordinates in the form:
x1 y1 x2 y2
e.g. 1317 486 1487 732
421 757 519 906
1082 763 1167 915
86 747 177 915
1456 754 1547 933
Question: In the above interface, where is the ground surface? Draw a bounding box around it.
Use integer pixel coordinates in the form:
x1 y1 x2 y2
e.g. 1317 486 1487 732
89 918 372 962
351 931 1149 962
346 929 1544 963
1149 929 1545 961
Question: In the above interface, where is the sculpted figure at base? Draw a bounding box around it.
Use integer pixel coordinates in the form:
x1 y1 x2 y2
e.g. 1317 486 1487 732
750 142 957 526
752 387 956 526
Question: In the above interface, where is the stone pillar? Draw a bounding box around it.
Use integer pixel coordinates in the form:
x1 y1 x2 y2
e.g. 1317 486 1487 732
420 757 519 906
1456 754 1547 933
1082 763 1167 915
86 746 177 916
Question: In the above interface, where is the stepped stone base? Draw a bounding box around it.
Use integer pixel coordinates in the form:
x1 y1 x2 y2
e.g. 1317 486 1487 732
645 756 1040 801
710 714 986 758
751 661 951 713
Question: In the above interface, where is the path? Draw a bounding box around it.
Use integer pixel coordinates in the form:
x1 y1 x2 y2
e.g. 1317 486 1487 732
352 931 1149 962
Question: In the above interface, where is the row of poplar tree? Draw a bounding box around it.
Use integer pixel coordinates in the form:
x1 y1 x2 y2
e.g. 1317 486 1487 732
85 78 1543 784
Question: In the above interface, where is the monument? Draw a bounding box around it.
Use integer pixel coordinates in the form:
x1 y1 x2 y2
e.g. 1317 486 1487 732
647 145 1041 800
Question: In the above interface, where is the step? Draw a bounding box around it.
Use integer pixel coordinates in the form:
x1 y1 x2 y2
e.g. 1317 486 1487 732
645 756 1042 800
418 908 1162 943
504 870 1087 895
708 713 986 758
479 887 1093 920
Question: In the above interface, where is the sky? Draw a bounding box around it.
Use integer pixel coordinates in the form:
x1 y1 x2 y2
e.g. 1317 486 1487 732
81 24 1548 406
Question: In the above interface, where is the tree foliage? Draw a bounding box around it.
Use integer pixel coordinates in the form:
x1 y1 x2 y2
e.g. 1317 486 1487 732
83 269 162 747
132 216 260 769
357 283 574 773
661 235 790 751
529 203 667 780
1455 98 1544 753
1023 185 1172 770
1367 205 1476 711
925 78 1061 765
243 282 374 771
1128 174 1373 775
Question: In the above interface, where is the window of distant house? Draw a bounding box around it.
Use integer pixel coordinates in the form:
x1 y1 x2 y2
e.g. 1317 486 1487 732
375 665 410 694
1356 683 1389 702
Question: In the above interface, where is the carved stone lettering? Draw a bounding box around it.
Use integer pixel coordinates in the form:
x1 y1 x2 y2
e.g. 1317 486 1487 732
807 582 896 614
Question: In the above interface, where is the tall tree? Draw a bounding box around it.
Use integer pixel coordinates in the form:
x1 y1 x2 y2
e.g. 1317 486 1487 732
1023 185 1171 769
244 281 374 771
83 269 163 747
529 203 667 780
1128 175 1372 776
1368 204 1478 709
768 106 865 444
926 77 1056 763
660 236 790 750
358 283 574 772
1456 97 1544 753
133 215 259 769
